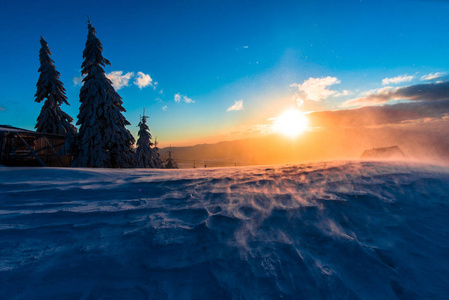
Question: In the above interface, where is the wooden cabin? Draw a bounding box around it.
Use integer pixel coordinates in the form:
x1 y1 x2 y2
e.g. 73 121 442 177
360 146 405 159
0 125 72 167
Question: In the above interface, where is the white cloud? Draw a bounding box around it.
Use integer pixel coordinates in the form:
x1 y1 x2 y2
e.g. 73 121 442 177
382 75 413 85
183 96 195 104
342 87 396 107
106 71 134 90
334 90 350 97
174 93 195 104
291 94 305 107
134 72 154 89
421 72 446 81
291 76 341 102
75 70 160 91
226 100 244 111
73 75 85 86
162 106 167 111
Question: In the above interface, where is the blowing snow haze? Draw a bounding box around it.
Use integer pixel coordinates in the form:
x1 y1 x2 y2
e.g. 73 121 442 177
2 162 449 298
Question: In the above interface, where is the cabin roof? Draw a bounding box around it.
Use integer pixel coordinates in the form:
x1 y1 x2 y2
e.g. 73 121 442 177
0 125 37 134
0 125 65 137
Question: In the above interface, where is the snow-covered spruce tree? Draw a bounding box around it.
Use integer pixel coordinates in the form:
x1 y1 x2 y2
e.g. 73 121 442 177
73 21 135 168
153 137 163 167
134 114 162 168
35 37 77 136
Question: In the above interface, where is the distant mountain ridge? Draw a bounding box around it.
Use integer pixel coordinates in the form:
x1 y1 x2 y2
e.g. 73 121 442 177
160 123 449 166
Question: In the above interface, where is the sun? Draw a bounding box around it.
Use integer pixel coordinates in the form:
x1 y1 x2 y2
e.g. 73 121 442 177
274 109 308 138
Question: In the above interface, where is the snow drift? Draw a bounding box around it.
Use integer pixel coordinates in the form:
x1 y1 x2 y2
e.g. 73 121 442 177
1 161 449 299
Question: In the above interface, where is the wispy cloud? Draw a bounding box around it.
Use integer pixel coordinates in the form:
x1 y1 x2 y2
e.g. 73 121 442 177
311 99 449 128
291 76 341 102
134 72 154 89
184 95 194 104
0 106 6 112
382 75 413 85
73 75 85 86
334 90 350 97
342 81 449 107
226 100 244 111
421 72 446 81
295 97 304 106
229 123 275 136
174 93 195 104
162 105 167 111
106 71 134 90
358 87 393 97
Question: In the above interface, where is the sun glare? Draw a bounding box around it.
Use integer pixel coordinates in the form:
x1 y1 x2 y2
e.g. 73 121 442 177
274 109 308 138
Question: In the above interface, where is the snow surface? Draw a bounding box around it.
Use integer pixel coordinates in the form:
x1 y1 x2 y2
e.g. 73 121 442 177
1 161 449 299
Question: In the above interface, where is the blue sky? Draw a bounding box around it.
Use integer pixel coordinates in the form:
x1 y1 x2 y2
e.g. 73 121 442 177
1 0 449 146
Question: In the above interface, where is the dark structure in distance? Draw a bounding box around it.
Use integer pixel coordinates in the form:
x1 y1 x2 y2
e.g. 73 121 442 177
361 146 405 159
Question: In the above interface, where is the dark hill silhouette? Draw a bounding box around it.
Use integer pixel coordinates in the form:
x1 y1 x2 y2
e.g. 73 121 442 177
160 121 449 166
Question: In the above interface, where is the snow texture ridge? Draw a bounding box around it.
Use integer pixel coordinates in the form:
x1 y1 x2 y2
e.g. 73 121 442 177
0 161 449 299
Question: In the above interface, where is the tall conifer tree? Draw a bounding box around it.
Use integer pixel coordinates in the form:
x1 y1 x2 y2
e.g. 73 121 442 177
35 37 77 136
73 21 135 168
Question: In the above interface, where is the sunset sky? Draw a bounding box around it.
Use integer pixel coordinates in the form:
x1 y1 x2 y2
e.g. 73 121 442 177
1 0 449 147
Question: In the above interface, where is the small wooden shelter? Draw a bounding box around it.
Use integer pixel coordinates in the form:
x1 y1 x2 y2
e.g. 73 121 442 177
0 125 71 167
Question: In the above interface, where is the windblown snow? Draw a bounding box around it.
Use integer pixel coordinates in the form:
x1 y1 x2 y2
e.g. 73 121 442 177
1 161 449 299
